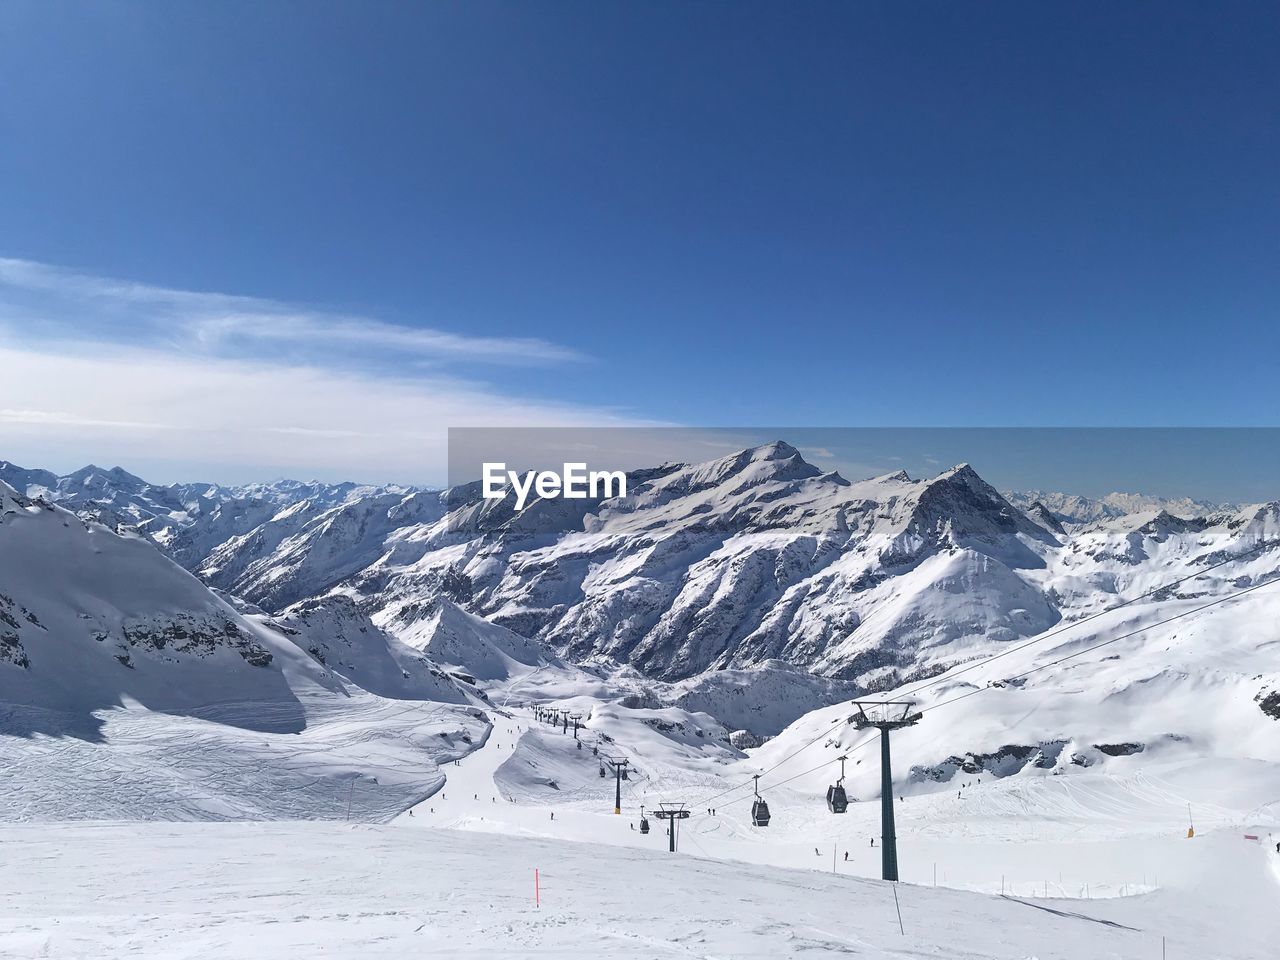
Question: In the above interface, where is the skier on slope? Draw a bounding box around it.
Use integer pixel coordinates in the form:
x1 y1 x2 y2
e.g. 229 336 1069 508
844 851 849 862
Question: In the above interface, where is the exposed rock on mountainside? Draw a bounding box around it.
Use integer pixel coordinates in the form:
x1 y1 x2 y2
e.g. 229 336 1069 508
6 448 1276 707
354 446 1068 683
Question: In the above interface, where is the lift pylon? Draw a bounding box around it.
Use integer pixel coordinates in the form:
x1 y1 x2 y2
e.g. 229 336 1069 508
650 802 689 852
850 701 921 881
606 757 629 814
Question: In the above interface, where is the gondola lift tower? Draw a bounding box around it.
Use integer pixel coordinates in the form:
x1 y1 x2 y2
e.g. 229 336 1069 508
850 700 922 882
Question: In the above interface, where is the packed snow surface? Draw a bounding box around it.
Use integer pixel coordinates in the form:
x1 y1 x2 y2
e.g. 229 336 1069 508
0 701 1275 958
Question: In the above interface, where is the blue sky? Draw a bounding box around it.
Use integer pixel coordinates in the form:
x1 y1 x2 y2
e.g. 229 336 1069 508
1 2 1278 484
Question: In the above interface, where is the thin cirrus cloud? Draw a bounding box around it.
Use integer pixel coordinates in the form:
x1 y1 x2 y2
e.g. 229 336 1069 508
0 257 585 366
0 257 642 484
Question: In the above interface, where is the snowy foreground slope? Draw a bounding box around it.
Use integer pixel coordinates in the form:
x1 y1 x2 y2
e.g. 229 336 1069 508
0 696 1274 959
2 820 1273 960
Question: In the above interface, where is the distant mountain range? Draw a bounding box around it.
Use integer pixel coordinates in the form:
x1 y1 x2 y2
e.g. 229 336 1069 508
4 447 1275 695
3 442 1278 815
1001 489 1234 525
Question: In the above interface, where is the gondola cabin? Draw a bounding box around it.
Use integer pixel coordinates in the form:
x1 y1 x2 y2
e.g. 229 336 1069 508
826 783 848 813
751 798 771 827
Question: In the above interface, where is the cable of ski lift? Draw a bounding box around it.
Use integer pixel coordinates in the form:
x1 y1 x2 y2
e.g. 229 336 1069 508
676 542 1279 813
865 535 1280 709
709 573 1280 811
679 714 850 811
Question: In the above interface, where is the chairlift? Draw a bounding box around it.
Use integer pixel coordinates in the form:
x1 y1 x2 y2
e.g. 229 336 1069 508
599 764 607 778
750 774 771 827
827 755 849 814
639 805 650 835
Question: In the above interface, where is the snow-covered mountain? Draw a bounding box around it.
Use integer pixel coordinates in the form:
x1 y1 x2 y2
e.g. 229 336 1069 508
0 459 414 568
0 478 311 735
0 478 493 818
203 443 1072 688
1004 488 1233 526
7 447 1275 703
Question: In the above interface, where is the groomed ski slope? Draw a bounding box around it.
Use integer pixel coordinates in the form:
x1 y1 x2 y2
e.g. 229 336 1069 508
388 705 1278 958
1 702 1276 957
2 820 1272 960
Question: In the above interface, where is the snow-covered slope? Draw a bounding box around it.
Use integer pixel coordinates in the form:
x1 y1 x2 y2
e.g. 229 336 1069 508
304 444 1075 686
748 552 1280 804
387 597 564 684
264 595 471 703
20 443 1269 706
10 818 1270 960
0 480 313 734
195 490 447 610
0 480 487 819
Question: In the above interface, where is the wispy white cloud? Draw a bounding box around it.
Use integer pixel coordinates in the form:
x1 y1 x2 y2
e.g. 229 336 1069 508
0 259 640 483
0 257 586 366
186 312 586 365
0 409 173 430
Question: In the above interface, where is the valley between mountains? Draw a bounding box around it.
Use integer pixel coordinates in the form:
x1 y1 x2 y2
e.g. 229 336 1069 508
1 443 1277 957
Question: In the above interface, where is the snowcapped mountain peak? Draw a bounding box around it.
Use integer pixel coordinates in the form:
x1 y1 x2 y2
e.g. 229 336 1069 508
63 464 148 490
0 479 32 515
0 462 59 498
645 441 822 499
1024 500 1068 536
383 596 565 685
7 450 1271 703
751 439 801 460
903 461 1053 551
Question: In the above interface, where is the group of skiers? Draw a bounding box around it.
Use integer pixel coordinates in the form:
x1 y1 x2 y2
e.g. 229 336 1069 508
811 849 855 862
